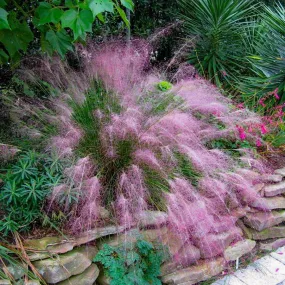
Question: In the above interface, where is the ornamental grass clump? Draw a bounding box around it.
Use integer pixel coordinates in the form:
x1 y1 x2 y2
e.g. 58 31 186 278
16 42 271 262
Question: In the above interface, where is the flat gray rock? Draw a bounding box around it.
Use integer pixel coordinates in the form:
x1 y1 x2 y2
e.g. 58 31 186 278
251 227 285 240
244 211 285 231
252 197 285 210
57 264 100 285
234 257 285 285
75 225 126 246
162 258 225 285
264 182 285 197
275 168 285 177
224 239 256 261
211 275 246 285
260 174 283 183
260 239 285 251
271 246 285 264
33 246 97 284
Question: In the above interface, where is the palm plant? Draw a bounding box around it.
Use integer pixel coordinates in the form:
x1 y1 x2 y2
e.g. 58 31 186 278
179 0 257 87
240 3 285 106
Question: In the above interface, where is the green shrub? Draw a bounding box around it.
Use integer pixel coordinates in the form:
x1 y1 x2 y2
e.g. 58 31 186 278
240 3 285 106
179 0 257 88
94 240 165 285
0 150 63 236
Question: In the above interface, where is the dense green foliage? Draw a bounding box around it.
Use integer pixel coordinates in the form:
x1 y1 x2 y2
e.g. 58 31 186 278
94 240 165 285
179 0 256 88
240 3 285 106
0 0 133 64
0 150 63 235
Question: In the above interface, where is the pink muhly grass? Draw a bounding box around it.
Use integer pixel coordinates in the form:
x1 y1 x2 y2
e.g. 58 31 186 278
89 41 150 102
64 157 94 186
117 165 148 221
37 46 275 262
134 149 162 171
115 194 134 228
176 79 229 115
71 200 101 233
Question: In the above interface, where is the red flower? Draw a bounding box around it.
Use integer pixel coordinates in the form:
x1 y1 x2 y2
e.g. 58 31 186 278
237 125 246 141
260 124 268 135
273 88 280 100
259 99 266 108
256 139 262 147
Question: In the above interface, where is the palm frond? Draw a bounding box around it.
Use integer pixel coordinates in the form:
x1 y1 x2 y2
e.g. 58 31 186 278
179 0 259 87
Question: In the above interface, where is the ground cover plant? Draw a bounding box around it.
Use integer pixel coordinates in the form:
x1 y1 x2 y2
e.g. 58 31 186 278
0 150 63 235
94 239 165 285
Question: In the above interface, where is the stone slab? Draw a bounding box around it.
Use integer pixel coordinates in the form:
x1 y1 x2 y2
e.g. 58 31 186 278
244 211 285 231
271 246 285 264
264 182 285 197
57 264 99 285
252 197 285 210
211 275 246 285
162 258 225 285
233 256 285 285
260 239 285 251
75 225 126 246
224 239 256 261
260 174 283 183
33 246 97 284
275 168 285 177
251 227 285 240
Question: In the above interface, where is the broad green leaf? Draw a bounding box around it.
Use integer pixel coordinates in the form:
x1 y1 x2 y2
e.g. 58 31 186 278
0 17 33 57
45 29 73 58
120 0 134 11
52 0 61 4
116 5 129 27
65 0 75 8
0 0 6 8
61 9 93 40
0 49 8 64
0 8 10 30
36 2 63 25
40 32 54 56
88 0 114 19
